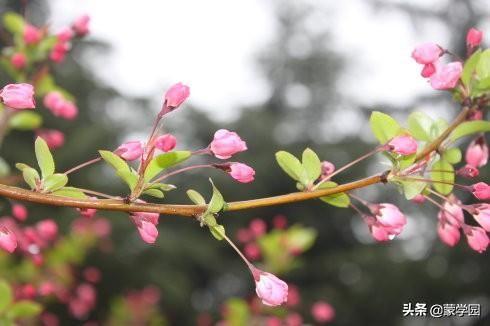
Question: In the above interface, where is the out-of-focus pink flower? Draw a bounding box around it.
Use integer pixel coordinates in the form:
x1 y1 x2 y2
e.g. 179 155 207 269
266 317 282 326
464 226 489 253
470 204 490 232
20 284 37 299
130 211 160 244
430 61 463 90
411 43 442 64
43 91 63 109
72 15 90 37
252 268 288 306
236 228 252 243
472 182 490 200
228 163 255 183
311 301 335 323
43 91 78 119
465 136 488 168
469 110 483 121
83 267 101 283
250 218 266 237
115 141 144 161
0 226 17 253
437 221 460 247
0 83 35 109
420 63 436 78
12 204 28 221
50 41 70 63
286 284 300 306
244 243 261 260
411 194 426 204
36 219 58 241
155 134 177 152
163 82 190 113
57 27 74 42
36 129 65 150
210 129 247 159
388 135 418 155
285 313 303 326
77 199 97 219
11 53 27 69
273 214 288 229
41 312 59 326
321 161 335 178
466 28 483 47
457 165 479 178
23 24 42 45
38 281 55 297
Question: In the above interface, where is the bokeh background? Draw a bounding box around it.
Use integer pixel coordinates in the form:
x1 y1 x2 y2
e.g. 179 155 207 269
1 0 490 325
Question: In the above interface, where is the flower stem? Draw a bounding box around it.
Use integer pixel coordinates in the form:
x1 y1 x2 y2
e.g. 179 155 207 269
64 157 102 175
151 164 215 184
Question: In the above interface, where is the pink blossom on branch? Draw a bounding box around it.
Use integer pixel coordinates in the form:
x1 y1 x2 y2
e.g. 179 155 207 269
0 83 36 109
420 63 436 78
471 182 490 200
11 53 27 70
371 203 407 229
411 43 442 64
209 129 247 159
161 82 190 115
23 24 42 45
311 301 335 323
437 221 460 247
251 267 288 306
388 135 418 155
36 129 65 150
57 27 74 42
438 196 464 227
115 141 144 161
130 211 160 244
320 161 335 178
464 226 489 253
429 61 463 90
228 163 255 183
0 226 17 253
465 136 488 168
12 204 28 222
72 15 90 37
154 134 177 152
466 28 483 48
469 204 490 232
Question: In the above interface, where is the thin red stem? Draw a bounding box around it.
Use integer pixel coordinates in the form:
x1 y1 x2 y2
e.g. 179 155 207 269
64 157 102 175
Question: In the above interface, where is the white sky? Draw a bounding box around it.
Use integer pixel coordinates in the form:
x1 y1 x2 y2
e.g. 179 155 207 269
46 0 488 119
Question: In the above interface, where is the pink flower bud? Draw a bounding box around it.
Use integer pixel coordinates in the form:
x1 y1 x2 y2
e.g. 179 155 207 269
438 196 464 227
0 83 35 109
250 218 266 237
273 214 288 229
236 228 252 243
154 134 177 152
466 28 483 48
0 226 17 253
369 222 401 242
373 203 407 229
11 53 27 69
38 281 55 297
130 211 160 244
228 163 255 183
411 194 426 204
471 204 490 232
36 219 58 241
43 91 63 109
320 161 335 178
437 221 460 247
244 243 261 260
209 129 247 159
77 201 97 219
83 267 101 283
285 313 303 326
36 129 65 150
465 136 488 168
12 204 28 221
162 82 190 114
411 43 442 64
57 27 74 42
472 182 490 200
72 15 90 37
252 268 288 306
420 63 436 78
23 24 42 45
464 226 489 253
286 285 300 306
457 165 479 178
311 301 335 323
388 135 418 155
49 41 70 63
429 61 463 90
115 141 143 161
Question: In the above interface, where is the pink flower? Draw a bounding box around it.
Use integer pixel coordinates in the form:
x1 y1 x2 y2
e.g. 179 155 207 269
36 129 65 150
36 219 58 241
285 313 303 326
368 220 402 242
130 211 160 244
465 136 488 168
77 199 97 219
154 134 177 152
43 91 63 109
0 226 17 253
49 41 70 63
372 203 407 229
11 53 27 69
420 63 436 78
472 182 490 200
209 129 247 159
57 27 74 42
162 82 190 114
244 243 261 260
438 196 464 227
23 24 42 45
466 28 483 48
250 218 267 237
437 221 460 247
471 204 490 232
0 83 35 109
457 165 479 178
115 141 143 161
72 15 90 37
286 285 300 306
429 61 463 90
464 226 489 253
411 194 426 204
388 135 418 155
321 161 335 178
311 301 335 323
12 204 28 221
228 163 255 183
83 267 101 283
411 43 442 64
252 268 288 306
273 214 288 229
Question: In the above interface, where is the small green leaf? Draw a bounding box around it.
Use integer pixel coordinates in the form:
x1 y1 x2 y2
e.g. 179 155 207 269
0 280 12 313
142 188 164 198
3 12 25 34
203 214 217 227
35 137 55 178
116 169 138 190
302 148 321 182
443 148 462 164
52 187 87 199
209 224 225 241
369 111 401 144
224 299 250 326
9 112 42 130
187 189 206 205
450 121 490 141
21 167 40 190
6 301 42 320
144 151 191 181
207 179 224 214
318 181 351 208
42 173 68 192
286 225 317 252
408 111 433 141
476 49 490 80
430 118 448 140
431 159 454 195
145 183 176 192
99 150 130 172
275 151 308 184
398 179 427 200
462 49 481 86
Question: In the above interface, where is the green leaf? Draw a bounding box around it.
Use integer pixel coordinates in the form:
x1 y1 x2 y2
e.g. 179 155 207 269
443 147 462 164
0 157 11 178
408 111 433 141
145 183 176 192
144 151 191 181
203 214 217 227
224 299 250 326
3 12 25 34
476 49 490 80
52 187 87 199
0 280 12 313
449 121 490 141
275 151 308 184
207 179 224 214
187 189 206 205
9 112 42 130
21 167 40 190
35 137 55 178
116 169 138 190
6 301 42 320
34 74 57 96
42 173 68 192
318 181 351 208
286 225 317 252
397 153 416 170
302 148 321 182
209 224 225 241
476 77 490 91
430 118 448 140
142 188 164 198
430 159 454 195
399 179 426 200
462 49 481 86
99 150 130 172
369 111 401 144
